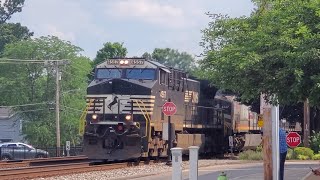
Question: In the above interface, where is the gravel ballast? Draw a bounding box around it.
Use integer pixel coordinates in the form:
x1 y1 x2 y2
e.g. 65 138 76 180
34 160 257 180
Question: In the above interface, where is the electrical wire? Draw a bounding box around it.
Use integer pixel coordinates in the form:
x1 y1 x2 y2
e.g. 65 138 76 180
60 69 89 83
61 105 83 113
15 108 48 113
0 58 68 62
0 102 50 108
70 63 94 76
0 62 44 64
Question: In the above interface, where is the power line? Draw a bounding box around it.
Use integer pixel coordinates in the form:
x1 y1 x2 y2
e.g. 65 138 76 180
60 69 89 83
0 58 68 62
0 62 44 64
16 109 47 113
61 105 83 113
70 63 94 76
0 102 50 108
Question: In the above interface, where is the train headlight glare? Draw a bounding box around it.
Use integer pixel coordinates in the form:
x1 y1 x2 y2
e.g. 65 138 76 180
125 115 131 120
92 114 98 120
124 60 129 64
120 60 124 64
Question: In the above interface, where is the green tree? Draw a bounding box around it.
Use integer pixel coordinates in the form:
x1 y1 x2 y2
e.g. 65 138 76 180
0 0 33 55
0 0 25 23
200 0 320 107
0 36 91 146
142 52 151 59
93 42 127 66
144 48 196 72
0 23 33 55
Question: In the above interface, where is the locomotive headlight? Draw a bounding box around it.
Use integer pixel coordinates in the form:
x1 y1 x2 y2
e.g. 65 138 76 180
120 60 124 64
92 114 98 120
125 115 132 120
124 60 129 64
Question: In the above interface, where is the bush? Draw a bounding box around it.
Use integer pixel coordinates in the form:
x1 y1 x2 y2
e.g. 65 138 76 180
256 145 262 152
312 154 320 160
310 130 320 153
297 155 309 160
294 147 314 159
286 148 294 160
239 150 263 160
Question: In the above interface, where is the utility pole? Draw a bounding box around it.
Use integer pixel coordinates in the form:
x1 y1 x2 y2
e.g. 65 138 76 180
1 59 69 157
304 99 310 147
55 61 61 157
261 94 272 180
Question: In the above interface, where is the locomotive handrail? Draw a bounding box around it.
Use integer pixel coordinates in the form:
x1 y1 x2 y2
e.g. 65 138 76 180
78 99 94 136
133 100 151 141
139 100 152 142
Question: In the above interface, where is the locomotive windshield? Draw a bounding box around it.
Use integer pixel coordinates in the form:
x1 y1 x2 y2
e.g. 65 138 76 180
96 69 122 79
95 68 156 80
126 68 156 80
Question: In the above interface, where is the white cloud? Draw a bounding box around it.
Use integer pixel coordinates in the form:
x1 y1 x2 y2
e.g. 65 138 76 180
43 24 76 41
12 0 107 42
9 0 254 59
105 0 191 29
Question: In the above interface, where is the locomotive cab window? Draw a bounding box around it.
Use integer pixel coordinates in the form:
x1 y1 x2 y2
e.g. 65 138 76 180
125 68 156 80
96 68 122 79
159 69 168 85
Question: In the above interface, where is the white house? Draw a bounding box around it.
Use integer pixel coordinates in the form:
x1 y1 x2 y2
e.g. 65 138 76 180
0 108 24 143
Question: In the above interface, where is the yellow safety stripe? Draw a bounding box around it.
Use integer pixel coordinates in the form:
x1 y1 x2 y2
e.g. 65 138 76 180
79 99 94 136
134 100 151 141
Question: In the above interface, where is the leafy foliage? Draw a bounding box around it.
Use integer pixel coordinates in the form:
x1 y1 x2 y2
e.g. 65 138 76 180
312 154 320 160
293 147 314 159
0 0 25 24
310 130 320 153
286 148 294 160
93 42 127 66
297 155 310 160
200 0 320 106
0 23 33 55
0 36 91 146
0 0 32 55
143 48 196 73
238 150 263 160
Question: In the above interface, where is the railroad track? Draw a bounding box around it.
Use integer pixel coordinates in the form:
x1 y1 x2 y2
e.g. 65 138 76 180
0 155 88 169
0 161 130 180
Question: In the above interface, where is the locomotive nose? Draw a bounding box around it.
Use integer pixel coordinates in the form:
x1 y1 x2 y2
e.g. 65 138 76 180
87 79 152 95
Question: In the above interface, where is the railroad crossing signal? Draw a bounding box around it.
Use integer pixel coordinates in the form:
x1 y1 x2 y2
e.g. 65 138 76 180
66 141 70 151
286 132 301 148
162 102 177 116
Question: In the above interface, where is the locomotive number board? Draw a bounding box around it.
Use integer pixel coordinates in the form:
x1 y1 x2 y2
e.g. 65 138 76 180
107 59 144 65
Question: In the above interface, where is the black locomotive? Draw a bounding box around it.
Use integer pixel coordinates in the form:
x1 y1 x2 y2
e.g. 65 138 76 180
82 58 236 161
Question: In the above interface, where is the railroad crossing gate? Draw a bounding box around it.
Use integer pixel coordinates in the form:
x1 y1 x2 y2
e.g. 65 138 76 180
286 132 301 148
162 102 177 116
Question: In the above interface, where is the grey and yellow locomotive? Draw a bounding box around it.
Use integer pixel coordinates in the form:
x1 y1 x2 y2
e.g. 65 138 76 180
82 58 229 161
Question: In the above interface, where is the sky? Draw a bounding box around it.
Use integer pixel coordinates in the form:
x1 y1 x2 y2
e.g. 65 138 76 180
9 0 255 59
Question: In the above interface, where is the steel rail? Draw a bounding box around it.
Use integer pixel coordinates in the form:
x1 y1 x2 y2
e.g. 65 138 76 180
0 162 128 180
0 156 88 169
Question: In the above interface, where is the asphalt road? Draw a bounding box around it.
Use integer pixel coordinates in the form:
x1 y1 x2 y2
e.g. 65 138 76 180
197 163 318 180
133 161 320 180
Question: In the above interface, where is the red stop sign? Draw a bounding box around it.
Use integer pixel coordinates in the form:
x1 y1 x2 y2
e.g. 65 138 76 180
162 102 177 116
286 132 301 148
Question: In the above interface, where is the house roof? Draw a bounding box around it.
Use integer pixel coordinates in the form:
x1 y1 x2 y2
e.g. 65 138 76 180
0 108 13 119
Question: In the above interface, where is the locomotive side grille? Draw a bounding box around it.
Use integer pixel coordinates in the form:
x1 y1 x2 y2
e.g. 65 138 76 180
185 91 193 102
